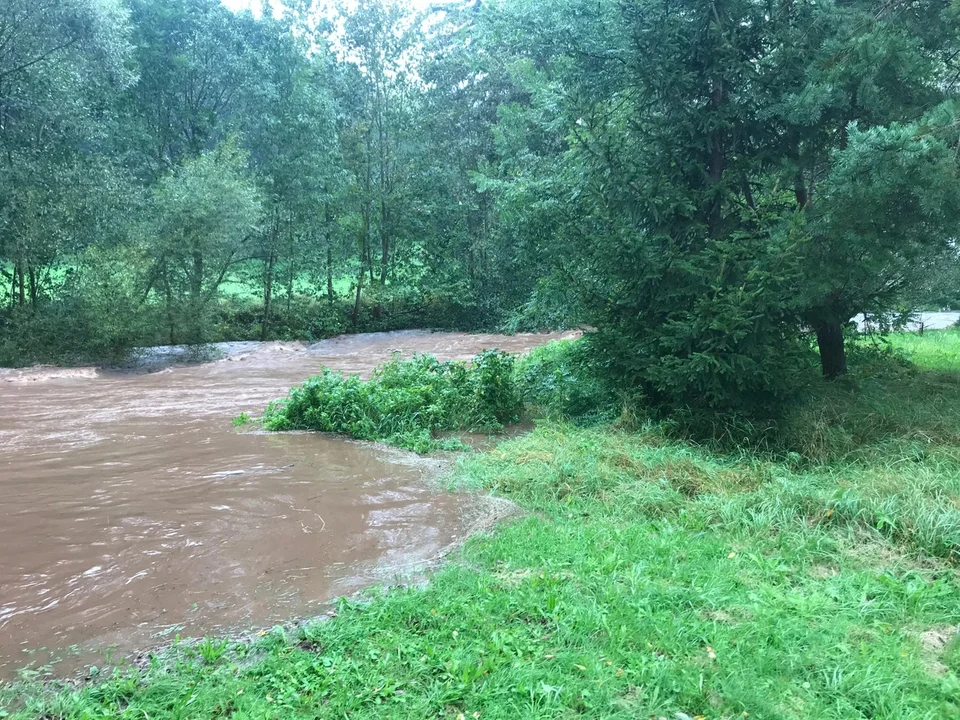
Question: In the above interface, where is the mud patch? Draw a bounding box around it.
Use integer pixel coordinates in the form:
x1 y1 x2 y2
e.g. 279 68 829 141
917 625 958 676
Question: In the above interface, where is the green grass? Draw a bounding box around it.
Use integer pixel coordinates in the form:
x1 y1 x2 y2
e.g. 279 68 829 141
886 327 960 372
218 263 354 303
767 330 960 464
4 331 960 719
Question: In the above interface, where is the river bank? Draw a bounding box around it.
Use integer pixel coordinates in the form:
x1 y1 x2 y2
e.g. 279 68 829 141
0 331 572 681
6 416 960 718
4 330 960 718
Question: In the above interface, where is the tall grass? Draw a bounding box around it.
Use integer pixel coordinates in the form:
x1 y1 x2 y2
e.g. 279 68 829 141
515 329 960 466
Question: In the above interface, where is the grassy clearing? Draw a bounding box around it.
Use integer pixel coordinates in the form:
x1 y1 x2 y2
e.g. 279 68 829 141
5 331 960 719
886 328 960 373
218 265 354 303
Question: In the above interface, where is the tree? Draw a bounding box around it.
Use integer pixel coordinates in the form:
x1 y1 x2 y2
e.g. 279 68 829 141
0 0 133 309
144 141 262 344
241 19 341 340
124 0 267 171
412 2 530 320
337 0 419 299
481 0 960 410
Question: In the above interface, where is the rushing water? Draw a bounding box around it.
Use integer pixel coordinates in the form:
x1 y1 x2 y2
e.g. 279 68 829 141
0 330 574 679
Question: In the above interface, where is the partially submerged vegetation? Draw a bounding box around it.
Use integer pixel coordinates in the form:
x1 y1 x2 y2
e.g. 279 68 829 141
262 350 523 453
6 330 960 719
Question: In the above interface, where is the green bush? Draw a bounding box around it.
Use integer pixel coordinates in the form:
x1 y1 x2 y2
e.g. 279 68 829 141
0 248 156 366
513 339 616 421
262 350 522 452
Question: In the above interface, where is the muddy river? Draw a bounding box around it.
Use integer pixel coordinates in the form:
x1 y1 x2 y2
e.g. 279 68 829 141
0 330 572 679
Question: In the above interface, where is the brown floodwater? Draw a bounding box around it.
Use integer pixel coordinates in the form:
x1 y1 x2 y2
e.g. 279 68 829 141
0 330 575 679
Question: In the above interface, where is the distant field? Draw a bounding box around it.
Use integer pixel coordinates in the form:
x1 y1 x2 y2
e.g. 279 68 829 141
218 261 355 302
887 327 960 372
0 261 356 305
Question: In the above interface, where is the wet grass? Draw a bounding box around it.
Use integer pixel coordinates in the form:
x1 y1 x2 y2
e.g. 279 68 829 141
4 332 960 719
886 327 960 373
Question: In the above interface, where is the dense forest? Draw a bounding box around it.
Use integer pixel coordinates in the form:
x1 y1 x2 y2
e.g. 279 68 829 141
3 0 960 411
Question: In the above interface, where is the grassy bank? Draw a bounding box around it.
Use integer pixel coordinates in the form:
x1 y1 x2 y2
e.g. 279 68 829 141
5 332 960 719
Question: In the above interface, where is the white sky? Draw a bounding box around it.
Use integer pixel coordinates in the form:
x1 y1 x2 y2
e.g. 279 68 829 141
221 0 453 16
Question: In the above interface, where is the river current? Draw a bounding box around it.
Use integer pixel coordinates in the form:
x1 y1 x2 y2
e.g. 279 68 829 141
0 330 573 678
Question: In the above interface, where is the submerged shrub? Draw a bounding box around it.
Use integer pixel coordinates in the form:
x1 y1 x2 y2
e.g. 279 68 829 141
263 350 522 452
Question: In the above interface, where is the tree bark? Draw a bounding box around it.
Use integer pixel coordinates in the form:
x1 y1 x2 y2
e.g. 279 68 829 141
190 250 204 344
326 246 334 304
815 321 847 378
351 262 364 328
379 199 389 284
325 204 335 304
260 251 275 342
27 264 37 305
16 262 25 306
163 270 175 345
286 261 294 315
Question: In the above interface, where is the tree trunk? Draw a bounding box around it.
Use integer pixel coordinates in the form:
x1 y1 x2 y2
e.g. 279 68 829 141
352 262 364 328
282 264 290 315
376 76 390 285
363 127 375 286
326 246 334 304
379 199 389 284
163 271 175 345
28 264 37 305
190 251 204 344
260 252 275 342
815 321 847 378
16 263 25 306
325 204 335 305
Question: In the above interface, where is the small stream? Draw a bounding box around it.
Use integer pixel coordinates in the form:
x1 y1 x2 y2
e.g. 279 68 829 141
0 330 575 679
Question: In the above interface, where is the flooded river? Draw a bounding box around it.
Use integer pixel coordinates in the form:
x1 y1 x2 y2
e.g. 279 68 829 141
0 330 572 679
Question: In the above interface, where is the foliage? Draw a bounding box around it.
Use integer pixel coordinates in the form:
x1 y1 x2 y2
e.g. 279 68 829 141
262 350 522 452
0 247 153 366
513 339 615 422
480 0 960 400
0 0 528 366
637 329 960 468
196 637 229 665
3 0 960 410
144 141 263 345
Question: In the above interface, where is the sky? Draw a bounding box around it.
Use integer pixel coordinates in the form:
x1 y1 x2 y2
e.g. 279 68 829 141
221 0 454 16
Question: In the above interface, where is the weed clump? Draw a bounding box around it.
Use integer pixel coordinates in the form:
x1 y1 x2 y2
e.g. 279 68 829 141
262 350 522 453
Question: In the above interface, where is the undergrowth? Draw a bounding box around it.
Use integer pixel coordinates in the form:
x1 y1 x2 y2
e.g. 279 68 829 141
258 329 960 463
